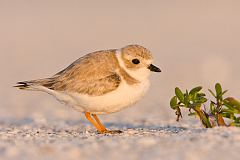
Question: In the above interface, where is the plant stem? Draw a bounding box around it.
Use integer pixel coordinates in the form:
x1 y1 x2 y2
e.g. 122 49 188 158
216 114 226 126
194 107 212 128
176 107 182 121
216 98 226 126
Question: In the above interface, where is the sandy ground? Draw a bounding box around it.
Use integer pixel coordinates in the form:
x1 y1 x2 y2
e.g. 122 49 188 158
1 118 240 160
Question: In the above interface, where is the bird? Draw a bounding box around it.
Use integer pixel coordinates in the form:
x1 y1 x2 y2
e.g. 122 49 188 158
15 44 161 134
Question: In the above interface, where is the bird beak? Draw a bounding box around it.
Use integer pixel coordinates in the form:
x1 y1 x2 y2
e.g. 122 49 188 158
148 64 161 72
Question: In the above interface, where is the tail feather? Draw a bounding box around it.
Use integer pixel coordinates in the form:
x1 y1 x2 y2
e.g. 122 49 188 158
14 78 58 90
14 81 32 89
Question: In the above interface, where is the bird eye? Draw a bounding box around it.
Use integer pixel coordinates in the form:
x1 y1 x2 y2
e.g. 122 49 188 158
132 59 140 64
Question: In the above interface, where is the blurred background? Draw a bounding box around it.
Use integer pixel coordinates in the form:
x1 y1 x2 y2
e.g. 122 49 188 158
0 0 240 124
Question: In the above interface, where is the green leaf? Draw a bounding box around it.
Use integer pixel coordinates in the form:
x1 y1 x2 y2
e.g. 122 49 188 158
170 96 178 109
197 93 206 97
208 89 216 98
200 98 208 103
221 112 233 119
235 117 240 123
224 97 240 111
175 87 185 103
219 90 228 97
215 83 222 96
221 112 235 120
184 90 190 106
229 98 240 107
223 102 240 114
185 90 189 97
189 86 202 95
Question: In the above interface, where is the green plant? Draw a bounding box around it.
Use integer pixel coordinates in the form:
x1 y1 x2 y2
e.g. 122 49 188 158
170 83 240 128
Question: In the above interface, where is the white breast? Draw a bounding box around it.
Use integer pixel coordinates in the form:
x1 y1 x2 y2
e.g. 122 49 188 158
71 79 150 114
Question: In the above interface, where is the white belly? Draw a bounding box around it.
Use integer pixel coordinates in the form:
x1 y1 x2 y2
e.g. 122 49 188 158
44 80 150 114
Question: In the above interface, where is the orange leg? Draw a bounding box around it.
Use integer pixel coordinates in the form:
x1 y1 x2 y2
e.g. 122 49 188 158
92 114 107 131
85 112 104 133
85 112 123 134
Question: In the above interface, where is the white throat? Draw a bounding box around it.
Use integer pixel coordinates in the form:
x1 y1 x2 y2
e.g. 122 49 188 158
115 50 151 82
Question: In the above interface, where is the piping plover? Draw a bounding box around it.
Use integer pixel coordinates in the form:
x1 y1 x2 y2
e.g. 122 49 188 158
15 44 161 133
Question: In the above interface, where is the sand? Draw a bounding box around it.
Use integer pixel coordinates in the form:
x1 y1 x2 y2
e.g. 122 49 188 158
0 118 240 160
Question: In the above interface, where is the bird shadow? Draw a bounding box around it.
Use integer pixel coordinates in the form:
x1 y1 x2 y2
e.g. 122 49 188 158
0 118 206 135
104 122 189 134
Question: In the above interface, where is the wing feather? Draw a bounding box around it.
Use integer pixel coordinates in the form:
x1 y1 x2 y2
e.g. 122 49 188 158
43 50 122 96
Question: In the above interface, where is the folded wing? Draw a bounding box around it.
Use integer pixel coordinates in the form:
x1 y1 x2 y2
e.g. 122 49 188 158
15 50 122 96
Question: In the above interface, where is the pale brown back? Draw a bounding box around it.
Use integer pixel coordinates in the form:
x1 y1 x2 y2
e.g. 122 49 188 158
17 48 142 96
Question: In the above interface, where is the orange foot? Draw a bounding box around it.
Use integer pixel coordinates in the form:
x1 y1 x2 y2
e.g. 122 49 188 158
85 112 123 134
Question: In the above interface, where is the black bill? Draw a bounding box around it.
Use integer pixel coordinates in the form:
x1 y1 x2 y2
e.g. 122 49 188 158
148 64 161 72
